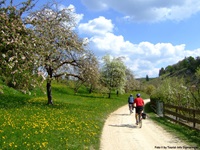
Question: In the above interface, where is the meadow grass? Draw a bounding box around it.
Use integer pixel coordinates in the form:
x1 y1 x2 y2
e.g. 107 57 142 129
0 81 147 150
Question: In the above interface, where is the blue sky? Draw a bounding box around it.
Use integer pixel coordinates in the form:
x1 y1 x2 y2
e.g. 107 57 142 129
15 0 200 78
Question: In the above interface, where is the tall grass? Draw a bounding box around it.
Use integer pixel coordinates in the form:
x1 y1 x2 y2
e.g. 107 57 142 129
0 82 146 149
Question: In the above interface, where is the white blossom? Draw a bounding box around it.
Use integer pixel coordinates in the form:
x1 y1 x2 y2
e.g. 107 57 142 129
2 54 6 58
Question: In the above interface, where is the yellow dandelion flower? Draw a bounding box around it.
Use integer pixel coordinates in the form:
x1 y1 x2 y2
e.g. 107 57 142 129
9 142 14 147
42 142 48 147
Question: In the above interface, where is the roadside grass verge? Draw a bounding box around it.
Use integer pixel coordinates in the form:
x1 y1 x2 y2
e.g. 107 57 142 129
0 81 147 149
144 102 200 148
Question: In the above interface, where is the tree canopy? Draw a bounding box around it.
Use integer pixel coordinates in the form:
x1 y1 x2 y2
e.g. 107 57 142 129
100 55 127 98
0 0 41 92
26 3 95 104
0 1 100 104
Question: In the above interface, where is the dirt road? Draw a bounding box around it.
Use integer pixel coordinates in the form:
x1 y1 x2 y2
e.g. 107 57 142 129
100 99 192 150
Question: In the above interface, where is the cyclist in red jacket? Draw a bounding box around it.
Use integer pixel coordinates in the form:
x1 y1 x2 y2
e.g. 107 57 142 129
133 93 144 125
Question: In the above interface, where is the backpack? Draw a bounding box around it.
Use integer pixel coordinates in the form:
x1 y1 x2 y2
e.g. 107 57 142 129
142 113 147 119
128 96 134 103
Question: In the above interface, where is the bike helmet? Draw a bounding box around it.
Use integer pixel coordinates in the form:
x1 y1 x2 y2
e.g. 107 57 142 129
136 93 141 97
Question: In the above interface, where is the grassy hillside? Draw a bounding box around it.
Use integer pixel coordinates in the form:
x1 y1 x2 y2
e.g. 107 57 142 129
0 81 148 149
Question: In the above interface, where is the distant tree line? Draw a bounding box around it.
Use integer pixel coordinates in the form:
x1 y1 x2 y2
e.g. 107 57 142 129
159 56 200 76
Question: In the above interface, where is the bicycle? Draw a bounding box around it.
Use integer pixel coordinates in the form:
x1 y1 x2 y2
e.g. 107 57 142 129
129 104 134 114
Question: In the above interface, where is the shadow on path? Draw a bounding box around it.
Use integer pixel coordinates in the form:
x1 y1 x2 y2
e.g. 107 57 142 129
113 113 131 116
109 124 137 128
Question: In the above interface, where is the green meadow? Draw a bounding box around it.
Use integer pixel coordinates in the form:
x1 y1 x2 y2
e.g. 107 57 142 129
0 81 148 149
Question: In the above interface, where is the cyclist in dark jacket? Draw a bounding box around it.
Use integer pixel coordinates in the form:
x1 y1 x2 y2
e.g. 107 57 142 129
128 94 134 114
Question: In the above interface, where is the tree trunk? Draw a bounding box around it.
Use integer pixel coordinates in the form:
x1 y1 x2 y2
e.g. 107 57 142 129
47 66 53 105
89 85 93 94
108 88 112 98
108 91 111 98
47 80 53 105
108 92 111 98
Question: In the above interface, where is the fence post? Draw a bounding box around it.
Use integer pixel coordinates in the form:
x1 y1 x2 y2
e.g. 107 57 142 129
156 100 163 117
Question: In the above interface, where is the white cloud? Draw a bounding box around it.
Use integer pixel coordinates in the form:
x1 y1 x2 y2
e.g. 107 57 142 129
89 33 132 55
81 0 200 22
78 16 114 35
78 16 200 78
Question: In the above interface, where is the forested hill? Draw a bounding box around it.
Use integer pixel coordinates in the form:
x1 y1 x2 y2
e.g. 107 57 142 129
158 56 200 83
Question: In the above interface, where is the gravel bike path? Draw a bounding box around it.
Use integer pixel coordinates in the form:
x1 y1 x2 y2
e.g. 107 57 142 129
100 99 191 150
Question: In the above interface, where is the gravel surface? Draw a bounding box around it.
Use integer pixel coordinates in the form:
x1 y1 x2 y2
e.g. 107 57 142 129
100 99 192 150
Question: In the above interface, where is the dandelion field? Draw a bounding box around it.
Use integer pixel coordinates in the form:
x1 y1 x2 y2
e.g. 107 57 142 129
0 82 137 149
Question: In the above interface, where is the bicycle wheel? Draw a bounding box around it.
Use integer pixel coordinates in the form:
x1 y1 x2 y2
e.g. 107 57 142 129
138 113 142 128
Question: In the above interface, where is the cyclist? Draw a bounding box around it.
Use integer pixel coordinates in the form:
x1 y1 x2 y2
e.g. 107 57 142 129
128 94 134 114
133 93 144 125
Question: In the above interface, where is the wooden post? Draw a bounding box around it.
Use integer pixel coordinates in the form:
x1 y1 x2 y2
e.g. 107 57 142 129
193 110 195 128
